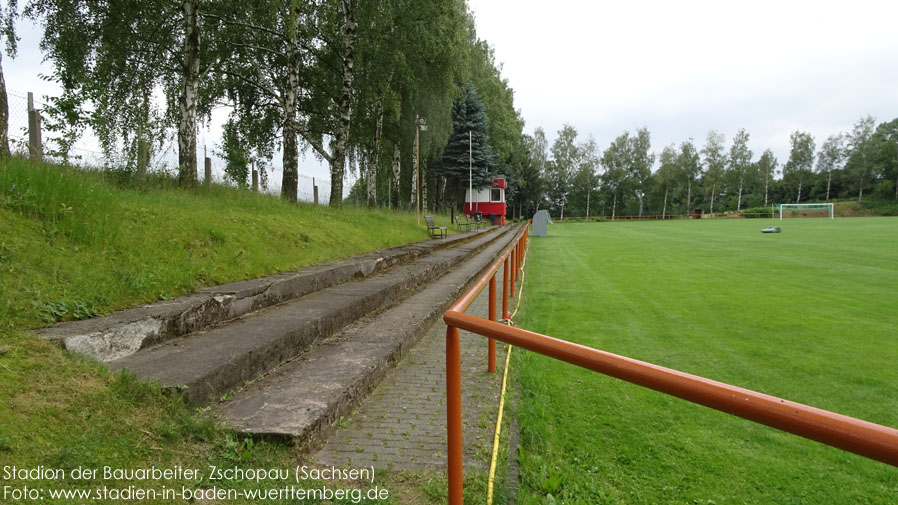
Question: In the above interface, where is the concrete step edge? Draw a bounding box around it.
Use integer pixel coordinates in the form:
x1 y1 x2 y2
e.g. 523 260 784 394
110 226 515 406
215 225 523 448
36 224 497 362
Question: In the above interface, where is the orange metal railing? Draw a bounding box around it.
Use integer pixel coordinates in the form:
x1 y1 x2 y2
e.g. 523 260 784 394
442 223 898 505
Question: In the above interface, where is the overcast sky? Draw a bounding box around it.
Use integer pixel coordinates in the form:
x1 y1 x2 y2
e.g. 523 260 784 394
6 1 898 186
467 0 898 170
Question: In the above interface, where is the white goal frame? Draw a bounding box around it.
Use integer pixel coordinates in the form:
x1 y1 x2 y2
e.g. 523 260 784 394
778 203 834 220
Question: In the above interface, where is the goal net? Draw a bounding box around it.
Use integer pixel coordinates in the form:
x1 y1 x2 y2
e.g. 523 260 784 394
778 203 834 220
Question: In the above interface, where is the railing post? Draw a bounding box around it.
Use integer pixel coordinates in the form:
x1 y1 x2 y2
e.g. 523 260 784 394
488 274 497 373
510 245 516 297
446 325 464 505
503 256 510 319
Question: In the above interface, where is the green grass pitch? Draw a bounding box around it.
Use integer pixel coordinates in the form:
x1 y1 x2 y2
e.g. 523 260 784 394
514 217 898 504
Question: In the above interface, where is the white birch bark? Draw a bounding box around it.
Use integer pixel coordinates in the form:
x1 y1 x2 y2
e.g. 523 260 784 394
366 101 383 207
328 0 357 207
280 11 302 202
391 142 400 209
737 173 744 211
178 0 200 186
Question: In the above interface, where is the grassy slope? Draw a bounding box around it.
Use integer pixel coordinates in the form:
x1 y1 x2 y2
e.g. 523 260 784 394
515 218 898 505
0 158 451 329
0 158 458 504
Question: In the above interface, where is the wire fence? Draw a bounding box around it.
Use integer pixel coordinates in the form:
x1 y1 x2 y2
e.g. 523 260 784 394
6 89 332 204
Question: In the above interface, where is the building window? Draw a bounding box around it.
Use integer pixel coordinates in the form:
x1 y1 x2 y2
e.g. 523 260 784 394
491 188 501 202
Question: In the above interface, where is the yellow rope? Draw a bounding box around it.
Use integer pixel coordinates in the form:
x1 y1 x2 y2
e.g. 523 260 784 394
486 241 528 505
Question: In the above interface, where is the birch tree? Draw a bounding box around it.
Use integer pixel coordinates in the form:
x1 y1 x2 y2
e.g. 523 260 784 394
756 149 777 206
657 145 678 218
783 131 815 204
846 115 876 203
677 139 700 215
601 133 629 220
701 130 726 214
728 128 752 211
546 124 579 219
577 136 600 218
628 127 654 217
815 135 844 202
29 0 224 186
297 0 358 207
210 0 315 202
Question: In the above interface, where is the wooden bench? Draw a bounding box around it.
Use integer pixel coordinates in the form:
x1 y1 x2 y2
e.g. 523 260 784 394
425 215 447 239
454 216 471 233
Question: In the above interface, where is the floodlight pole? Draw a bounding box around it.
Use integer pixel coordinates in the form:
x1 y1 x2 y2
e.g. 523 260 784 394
469 131 473 217
415 116 427 225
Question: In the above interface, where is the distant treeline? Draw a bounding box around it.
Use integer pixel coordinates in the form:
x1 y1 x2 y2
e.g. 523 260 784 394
521 118 898 220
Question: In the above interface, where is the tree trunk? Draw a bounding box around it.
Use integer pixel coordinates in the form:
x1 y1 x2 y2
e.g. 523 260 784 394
662 186 668 219
0 53 10 158
328 0 357 207
611 191 617 221
280 20 301 203
560 201 565 220
736 174 744 211
282 119 299 203
367 101 383 208
391 142 400 209
685 178 691 216
710 186 716 215
764 171 770 206
858 152 867 203
826 171 832 202
177 0 200 187
638 195 644 218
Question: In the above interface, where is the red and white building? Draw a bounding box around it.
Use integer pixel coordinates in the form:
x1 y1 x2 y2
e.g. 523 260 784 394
464 176 507 224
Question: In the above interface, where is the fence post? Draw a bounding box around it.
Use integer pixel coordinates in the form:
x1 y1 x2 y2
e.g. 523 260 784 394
252 167 259 193
488 274 497 373
204 157 212 186
27 92 43 163
510 245 516 296
313 177 319 205
446 325 464 505
503 256 510 319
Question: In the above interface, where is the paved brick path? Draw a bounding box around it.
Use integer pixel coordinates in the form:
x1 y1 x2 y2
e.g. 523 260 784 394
314 269 511 471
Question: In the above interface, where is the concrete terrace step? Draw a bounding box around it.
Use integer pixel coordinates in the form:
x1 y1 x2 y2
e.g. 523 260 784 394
36 226 492 362
215 224 523 450
108 226 512 406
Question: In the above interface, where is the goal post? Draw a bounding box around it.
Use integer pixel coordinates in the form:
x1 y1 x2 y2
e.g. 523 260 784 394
778 203 834 220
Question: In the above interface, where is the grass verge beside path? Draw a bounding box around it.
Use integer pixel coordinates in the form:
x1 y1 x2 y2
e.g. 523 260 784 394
515 218 898 504
0 157 458 503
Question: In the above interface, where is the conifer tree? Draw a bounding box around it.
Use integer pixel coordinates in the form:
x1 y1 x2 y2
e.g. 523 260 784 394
437 82 497 210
